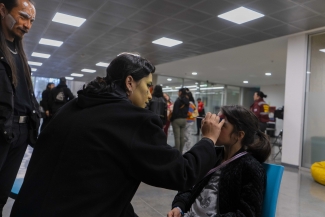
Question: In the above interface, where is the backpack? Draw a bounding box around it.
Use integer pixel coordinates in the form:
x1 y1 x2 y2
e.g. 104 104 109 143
55 88 66 103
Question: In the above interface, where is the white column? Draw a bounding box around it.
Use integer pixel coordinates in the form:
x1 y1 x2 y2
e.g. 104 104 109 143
282 34 308 166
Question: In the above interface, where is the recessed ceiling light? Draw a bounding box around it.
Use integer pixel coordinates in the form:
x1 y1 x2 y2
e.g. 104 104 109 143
152 37 183 47
243 81 249 83
71 73 84 77
265 72 272 76
81 69 96 73
32 52 51 58
319 49 325 53
28 61 42 66
307 71 311 74
167 78 172 81
160 84 163 86
52 12 86 27
65 77 74 80
31 73 33 75
39 38 63 47
195 82 198 84
96 62 110 67
218 7 264 24
192 72 198 75
31 68 37 72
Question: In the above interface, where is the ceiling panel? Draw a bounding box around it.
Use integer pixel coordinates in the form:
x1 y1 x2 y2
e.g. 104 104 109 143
66 0 107 10
158 19 192 31
303 0 325 13
193 0 237 16
204 32 234 42
182 25 215 37
173 9 212 24
88 12 122 26
199 18 236 31
290 15 325 30
143 1 186 16
269 6 318 23
99 1 137 18
109 0 155 9
263 24 302 36
220 25 257 37
242 17 284 31
242 32 276 42
245 0 297 15
128 11 166 24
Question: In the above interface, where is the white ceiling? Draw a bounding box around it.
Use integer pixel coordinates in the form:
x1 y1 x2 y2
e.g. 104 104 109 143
156 36 288 88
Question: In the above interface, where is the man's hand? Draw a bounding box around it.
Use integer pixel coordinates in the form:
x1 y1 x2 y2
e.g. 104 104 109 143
201 112 225 144
45 110 49 117
167 208 182 217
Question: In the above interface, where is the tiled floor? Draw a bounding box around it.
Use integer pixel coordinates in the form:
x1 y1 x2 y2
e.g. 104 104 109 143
3 130 325 217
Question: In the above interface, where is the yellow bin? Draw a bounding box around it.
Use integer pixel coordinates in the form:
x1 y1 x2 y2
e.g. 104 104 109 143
311 161 325 185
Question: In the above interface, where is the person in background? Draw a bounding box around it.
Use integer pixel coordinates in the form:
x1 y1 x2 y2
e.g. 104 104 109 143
163 93 173 136
183 91 196 153
148 85 167 127
170 88 189 153
0 0 40 214
168 105 271 217
195 98 205 135
10 52 225 217
48 77 74 117
40 82 54 131
250 91 269 133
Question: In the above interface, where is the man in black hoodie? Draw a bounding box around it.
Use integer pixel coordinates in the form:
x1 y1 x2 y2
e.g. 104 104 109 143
48 77 74 116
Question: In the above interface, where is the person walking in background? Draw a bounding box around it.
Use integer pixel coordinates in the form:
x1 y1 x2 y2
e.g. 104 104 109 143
148 85 167 127
0 0 40 214
163 93 173 136
195 98 205 135
170 88 189 153
40 82 54 131
168 105 271 217
250 91 269 133
183 91 197 153
48 77 74 117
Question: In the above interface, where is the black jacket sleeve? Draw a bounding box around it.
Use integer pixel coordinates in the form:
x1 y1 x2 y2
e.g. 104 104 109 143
65 88 74 101
127 114 218 192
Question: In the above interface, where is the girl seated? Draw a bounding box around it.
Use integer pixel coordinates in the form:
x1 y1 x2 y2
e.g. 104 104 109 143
168 105 271 217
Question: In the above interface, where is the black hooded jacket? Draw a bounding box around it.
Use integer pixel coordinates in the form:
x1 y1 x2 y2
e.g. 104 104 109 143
11 85 218 217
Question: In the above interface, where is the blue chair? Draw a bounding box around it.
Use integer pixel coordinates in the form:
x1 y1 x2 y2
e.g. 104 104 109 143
9 178 24 199
261 163 284 217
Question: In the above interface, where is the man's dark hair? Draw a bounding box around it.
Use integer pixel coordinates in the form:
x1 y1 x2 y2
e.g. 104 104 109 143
0 0 35 88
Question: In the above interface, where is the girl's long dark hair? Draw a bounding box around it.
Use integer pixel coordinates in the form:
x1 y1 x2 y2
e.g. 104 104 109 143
221 105 271 163
152 85 163 98
0 0 34 89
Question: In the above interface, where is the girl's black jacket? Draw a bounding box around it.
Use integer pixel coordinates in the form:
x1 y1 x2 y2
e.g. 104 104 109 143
172 147 266 217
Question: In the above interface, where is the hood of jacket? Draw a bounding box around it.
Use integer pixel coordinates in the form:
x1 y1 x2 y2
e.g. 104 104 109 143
76 85 131 109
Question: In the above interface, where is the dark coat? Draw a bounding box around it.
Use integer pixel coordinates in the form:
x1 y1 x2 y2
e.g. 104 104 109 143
171 96 189 121
172 147 266 217
148 96 167 125
48 84 74 114
11 87 218 217
0 51 40 146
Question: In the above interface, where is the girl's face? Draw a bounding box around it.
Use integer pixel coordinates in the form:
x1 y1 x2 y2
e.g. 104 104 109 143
215 113 236 147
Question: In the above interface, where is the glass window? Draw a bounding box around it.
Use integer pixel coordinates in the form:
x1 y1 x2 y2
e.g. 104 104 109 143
226 86 240 105
302 32 325 168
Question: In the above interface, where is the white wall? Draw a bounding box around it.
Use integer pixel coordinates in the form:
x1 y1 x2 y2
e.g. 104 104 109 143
69 81 86 96
260 84 285 135
282 34 308 167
